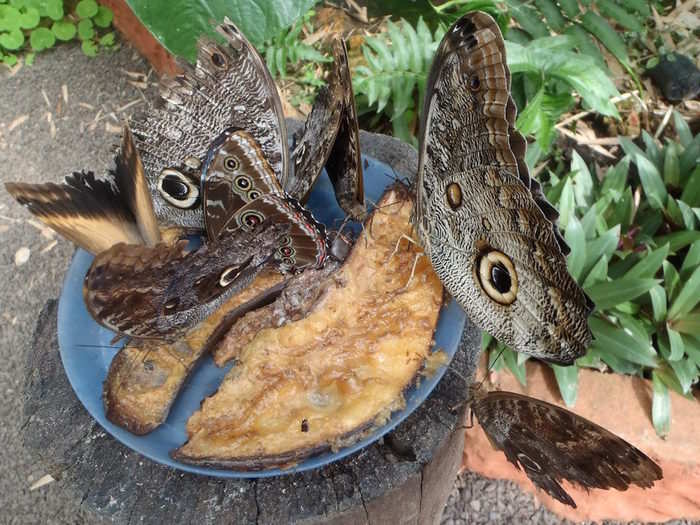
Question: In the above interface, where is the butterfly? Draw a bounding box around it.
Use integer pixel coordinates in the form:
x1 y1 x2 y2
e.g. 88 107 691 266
132 19 364 235
413 12 593 365
5 126 161 255
286 38 365 218
470 387 663 508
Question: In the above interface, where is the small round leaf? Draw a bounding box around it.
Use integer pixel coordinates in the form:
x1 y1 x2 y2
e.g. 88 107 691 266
30 26 55 51
19 6 40 29
0 28 24 50
45 0 63 21
99 31 115 47
51 20 76 41
92 6 113 28
81 39 97 57
0 6 22 31
3 53 18 66
76 0 98 19
77 18 94 40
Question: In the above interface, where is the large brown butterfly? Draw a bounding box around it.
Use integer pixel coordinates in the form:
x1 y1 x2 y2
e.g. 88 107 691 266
470 388 663 508
83 222 289 340
286 38 365 218
132 20 364 231
5 126 160 254
414 12 593 364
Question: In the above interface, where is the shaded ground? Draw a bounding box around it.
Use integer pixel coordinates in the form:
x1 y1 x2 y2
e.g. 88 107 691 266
0 41 692 525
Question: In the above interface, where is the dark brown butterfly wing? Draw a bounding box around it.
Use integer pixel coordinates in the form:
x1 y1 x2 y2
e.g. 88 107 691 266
5 125 160 254
286 38 364 219
202 129 284 240
414 12 592 364
131 17 288 232
472 390 662 508
220 194 328 273
324 39 365 219
83 223 287 340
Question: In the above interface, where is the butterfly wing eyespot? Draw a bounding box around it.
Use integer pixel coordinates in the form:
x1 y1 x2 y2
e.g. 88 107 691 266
469 74 481 91
446 182 463 210
219 266 241 287
157 169 199 209
224 156 241 172
210 51 228 69
238 209 265 230
477 250 518 305
247 190 261 200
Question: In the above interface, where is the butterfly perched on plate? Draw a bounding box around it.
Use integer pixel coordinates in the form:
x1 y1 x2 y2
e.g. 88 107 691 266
413 12 593 364
131 18 365 235
5 126 161 255
470 387 663 508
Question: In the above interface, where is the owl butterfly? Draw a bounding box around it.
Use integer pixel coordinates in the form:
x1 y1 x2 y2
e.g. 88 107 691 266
286 38 365 219
414 12 593 364
470 388 662 508
5 126 161 255
132 19 364 233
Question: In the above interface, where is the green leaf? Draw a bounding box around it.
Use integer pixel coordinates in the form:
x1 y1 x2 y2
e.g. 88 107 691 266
673 111 692 148
44 0 63 21
0 5 22 32
582 256 608 289
641 131 662 170
666 327 686 361
81 38 97 56
19 6 39 28
556 178 575 230
663 260 681 302
655 230 700 253
668 264 700 320
663 142 681 188
93 5 113 28
557 0 580 18
77 18 94 40
680 241 700 280
595 0 643 32
534 0 566 31
0 28 24 49
681 165 700 206
551 364 578 407
669 358 697 395
507 0 550 38
570 151 593 207
76 0 98 18
651 371 670 437
51 20 76 41
601 156 629 195
589 316 658 367
99 31 115 47
586 278 658 311
649 284 667 324
565 215 586 281
634 153 668 209
624 244 669 279
24 51 34 65
127 0 319 61
674 313 700 336
582 225 619 278
29 26 54 51
2 53 18 66
581 11 629 67
564 23 606 69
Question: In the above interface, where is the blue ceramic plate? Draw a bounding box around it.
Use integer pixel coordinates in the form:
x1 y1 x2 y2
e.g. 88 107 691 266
57 154 467 478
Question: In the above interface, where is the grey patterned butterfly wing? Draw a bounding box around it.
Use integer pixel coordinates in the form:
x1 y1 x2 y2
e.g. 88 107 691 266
131 17 288 232
286 38 364 219
414 12 592 364
5 125 161 254
471 389 663 508
201 128 284 240
83 222 288 341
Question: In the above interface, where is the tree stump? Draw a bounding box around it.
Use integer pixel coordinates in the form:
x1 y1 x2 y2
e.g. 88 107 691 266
21 130 482 524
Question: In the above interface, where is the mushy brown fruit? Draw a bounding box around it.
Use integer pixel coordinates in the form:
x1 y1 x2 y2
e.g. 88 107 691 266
172 185 445 469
